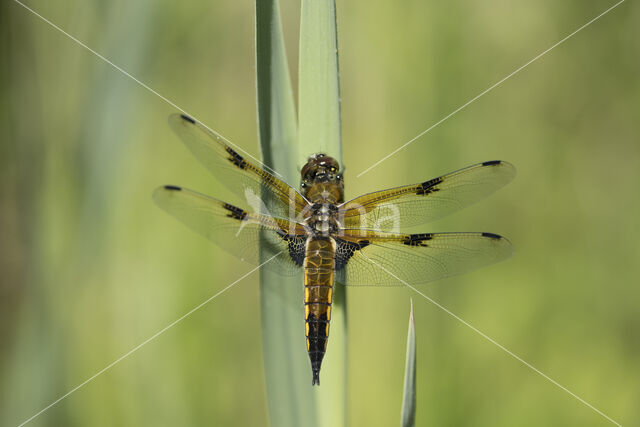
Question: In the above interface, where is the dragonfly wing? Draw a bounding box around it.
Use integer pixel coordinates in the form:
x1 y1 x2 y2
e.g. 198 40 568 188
154 185 307 276
339 161 515 231
335 229 513 286
168 114 308 220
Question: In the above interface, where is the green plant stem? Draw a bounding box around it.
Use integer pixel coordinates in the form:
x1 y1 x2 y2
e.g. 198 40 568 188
299 1 346 427
298 0 343 164
256 1 318 426
256 0 345 425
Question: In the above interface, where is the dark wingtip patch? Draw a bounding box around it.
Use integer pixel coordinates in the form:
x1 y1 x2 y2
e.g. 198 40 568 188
482 160 501 166
180 114 196 124
164 185 182 191
482 232 502 240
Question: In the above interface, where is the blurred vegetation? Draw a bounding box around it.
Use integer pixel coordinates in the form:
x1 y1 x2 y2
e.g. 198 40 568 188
2 0 639 426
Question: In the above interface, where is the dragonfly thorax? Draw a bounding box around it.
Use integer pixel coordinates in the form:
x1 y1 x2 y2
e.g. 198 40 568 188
304 203 341 237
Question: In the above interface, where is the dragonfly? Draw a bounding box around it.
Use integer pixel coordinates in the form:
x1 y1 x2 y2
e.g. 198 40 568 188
154 113 516 386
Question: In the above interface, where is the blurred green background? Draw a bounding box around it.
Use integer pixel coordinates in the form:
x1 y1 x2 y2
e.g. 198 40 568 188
2 0 639 426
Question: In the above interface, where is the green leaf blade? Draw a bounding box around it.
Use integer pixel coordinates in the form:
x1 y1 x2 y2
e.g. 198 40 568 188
298 1 345 426
298 0 342 163
256 0 298 169
256 1 317 427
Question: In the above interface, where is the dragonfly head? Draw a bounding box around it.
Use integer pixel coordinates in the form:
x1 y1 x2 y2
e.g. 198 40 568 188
300 153 344 197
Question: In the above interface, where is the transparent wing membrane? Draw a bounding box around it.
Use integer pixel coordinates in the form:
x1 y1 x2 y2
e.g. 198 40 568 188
153 185 306 276
339 161 515 231
168 114 308 219
335 230 514 286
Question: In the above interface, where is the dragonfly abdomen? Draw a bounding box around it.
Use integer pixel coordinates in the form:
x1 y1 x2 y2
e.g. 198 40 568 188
303 237 336 386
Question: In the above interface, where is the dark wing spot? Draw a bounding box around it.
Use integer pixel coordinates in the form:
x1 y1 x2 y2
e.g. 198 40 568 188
164 185 182 191
180 114 196 124
335 238 370 270
222 203 247 221
358 240 370 249
482 160 501 166
285 235 306 267
225 146 247 169
481 232 502 240
274 229 305 266
403 233 433 246
417 176 443 196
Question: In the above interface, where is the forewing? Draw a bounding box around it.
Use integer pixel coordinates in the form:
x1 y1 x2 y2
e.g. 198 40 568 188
339 161 515 231
168 114 308 219
335 229 513 286
154 185 307 276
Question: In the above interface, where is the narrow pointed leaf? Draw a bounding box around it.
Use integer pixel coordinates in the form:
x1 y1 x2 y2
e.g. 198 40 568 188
401 300 417 427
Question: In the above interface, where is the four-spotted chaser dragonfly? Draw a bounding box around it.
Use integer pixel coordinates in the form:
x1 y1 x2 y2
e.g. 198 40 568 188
154 113 515 385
